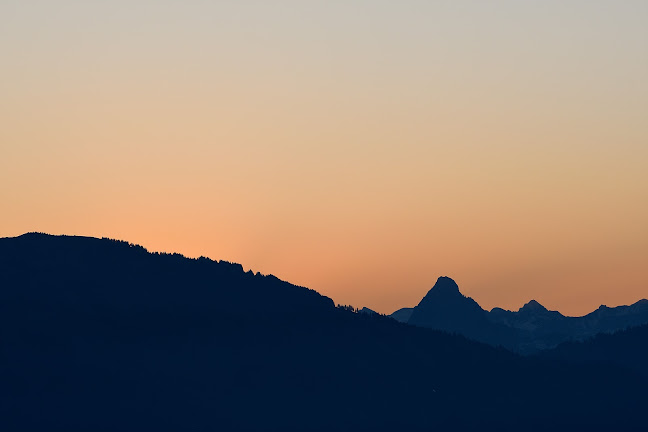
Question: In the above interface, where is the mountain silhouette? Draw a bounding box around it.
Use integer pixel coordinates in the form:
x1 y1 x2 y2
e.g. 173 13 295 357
489 298 648 353
519 299 550 312
489 300 569 352
1 233 646 431
407 277 519 349
358 306 377 315
394 277 648 354
390 307 413 323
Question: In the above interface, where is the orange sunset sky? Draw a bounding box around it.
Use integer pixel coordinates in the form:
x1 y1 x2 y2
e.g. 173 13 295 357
2 1 647 316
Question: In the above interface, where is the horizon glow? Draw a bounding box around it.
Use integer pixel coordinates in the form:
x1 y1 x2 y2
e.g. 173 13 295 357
2 1 647 315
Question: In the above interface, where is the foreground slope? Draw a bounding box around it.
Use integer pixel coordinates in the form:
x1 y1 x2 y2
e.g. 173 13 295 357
1 233 646 431
539 324 648 379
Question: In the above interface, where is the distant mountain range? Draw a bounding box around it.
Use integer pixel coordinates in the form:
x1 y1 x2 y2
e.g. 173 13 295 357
1 233 646 431
390 277 648 354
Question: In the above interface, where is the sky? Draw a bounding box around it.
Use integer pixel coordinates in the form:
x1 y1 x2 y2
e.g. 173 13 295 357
2 0 647 316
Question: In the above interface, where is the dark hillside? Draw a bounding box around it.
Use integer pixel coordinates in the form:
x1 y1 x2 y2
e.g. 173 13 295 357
539 324 648 379
1 233 646 431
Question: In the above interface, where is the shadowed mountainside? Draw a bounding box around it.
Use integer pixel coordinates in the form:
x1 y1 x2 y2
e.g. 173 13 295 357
539 323 648 379
390 306 414 323
1 233 647 431
392 278 648 354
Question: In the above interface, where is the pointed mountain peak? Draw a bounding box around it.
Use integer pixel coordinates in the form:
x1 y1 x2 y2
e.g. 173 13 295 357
430 276 460 294
519 299 547 313
415 276 473 309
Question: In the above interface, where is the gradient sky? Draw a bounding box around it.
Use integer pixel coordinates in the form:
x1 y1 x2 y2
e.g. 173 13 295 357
2 1 647 316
